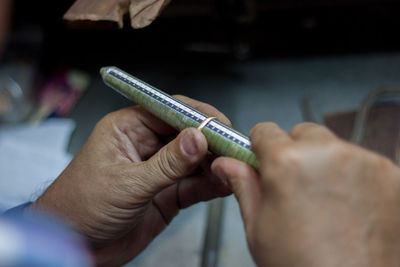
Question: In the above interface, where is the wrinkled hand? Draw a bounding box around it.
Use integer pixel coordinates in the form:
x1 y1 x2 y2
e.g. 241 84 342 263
212 122 400 267
30 95 231 266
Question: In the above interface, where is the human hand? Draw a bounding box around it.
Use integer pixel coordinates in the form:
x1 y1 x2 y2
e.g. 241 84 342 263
212 122 400 267
30 95 231 266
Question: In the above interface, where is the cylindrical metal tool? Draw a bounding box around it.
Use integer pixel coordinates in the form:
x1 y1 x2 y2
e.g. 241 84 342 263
101 66 258 169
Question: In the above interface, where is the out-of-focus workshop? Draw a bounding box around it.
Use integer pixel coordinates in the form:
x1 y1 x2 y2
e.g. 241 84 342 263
1 0 400 266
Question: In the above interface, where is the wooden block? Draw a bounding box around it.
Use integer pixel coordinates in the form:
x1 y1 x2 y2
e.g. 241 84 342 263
64 0 130 28
130 0 171 29
63 0 171 29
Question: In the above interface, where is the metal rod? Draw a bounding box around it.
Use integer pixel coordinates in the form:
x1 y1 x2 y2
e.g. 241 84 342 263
201 198 225 267
101 66 259 169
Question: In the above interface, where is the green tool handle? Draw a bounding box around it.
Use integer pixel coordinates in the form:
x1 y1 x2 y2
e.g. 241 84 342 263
101 66 259 169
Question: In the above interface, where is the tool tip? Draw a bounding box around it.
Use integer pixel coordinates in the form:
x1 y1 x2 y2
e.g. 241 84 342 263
100 67 107 77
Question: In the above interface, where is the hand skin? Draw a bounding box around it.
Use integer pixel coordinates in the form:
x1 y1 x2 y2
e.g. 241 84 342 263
29 95 232 266
212 122 400 267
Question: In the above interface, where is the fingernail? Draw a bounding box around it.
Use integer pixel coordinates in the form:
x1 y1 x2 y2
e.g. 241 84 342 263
181 130 199 156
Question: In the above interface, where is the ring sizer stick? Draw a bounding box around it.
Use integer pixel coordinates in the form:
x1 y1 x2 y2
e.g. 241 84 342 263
101 66 259 169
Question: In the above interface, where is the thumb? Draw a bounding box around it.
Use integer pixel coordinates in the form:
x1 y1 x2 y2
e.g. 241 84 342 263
211 158 261 229
135 128 208 194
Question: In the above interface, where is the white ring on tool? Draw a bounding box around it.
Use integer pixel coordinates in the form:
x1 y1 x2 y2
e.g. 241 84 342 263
197 117 217 131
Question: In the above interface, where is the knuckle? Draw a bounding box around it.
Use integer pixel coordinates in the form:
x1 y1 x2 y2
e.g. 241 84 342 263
272 146 298 164
173 95 230 124
251 122 278 138
289 122 318 138
91 115 113 136
96 109 130 129
290 122 335 140
289 123 309 136
201 102 218 113
97 112 113 126
362 148 393 172
102 109 127 122
156 147 182 181
326 141 357 162
173 94 185 100
263 146 301 178
199 103 222 118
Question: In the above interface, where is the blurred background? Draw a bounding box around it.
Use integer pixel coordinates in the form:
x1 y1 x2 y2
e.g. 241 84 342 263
1 0 400 266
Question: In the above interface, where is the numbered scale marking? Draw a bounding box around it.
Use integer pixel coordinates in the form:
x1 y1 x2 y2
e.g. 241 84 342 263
105 67 251 150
